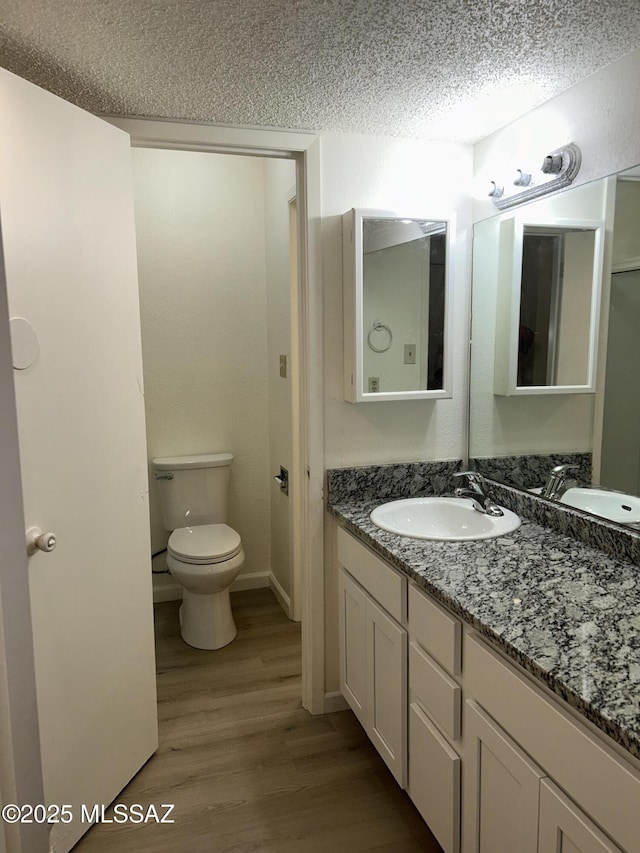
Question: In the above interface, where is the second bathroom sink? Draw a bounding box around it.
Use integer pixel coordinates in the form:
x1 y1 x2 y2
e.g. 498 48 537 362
559 487 640 524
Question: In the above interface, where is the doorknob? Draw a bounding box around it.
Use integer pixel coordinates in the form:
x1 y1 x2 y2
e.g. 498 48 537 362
26 526 57 555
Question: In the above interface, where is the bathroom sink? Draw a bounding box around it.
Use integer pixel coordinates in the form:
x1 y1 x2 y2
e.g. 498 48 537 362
370 497 521 541
559 487 640 523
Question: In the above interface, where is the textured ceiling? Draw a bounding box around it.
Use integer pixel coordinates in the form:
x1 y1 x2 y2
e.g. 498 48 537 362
1 0 640 143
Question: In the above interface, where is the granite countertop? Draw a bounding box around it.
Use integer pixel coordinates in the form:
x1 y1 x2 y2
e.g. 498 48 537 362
329 498 640 762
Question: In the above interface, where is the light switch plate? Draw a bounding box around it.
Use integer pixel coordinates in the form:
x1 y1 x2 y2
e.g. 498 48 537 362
404 344 416 365
279 354 287 377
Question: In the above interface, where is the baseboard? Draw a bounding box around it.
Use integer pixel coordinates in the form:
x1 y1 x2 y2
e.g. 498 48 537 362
153 570 270 603
230 571 270 592
269 571 291 616
324 691 349 713
152 576 181 603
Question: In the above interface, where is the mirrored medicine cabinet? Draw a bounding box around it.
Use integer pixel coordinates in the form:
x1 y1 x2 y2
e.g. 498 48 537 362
343 208 453 402
493 217 605 395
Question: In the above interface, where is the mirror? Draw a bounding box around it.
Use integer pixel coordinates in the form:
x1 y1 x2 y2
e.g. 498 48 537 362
343 208 452 402
494 218 604 395
470 166 640 524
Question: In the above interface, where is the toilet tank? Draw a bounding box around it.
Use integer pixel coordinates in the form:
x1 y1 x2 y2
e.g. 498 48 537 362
152 453 233 530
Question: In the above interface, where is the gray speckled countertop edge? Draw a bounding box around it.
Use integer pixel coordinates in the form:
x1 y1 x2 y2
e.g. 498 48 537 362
328 499 640 763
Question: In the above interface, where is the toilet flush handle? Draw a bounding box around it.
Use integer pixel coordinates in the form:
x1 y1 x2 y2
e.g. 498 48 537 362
26 526 57 555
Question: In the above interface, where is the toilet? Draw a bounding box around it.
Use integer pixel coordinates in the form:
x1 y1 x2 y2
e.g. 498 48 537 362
152 452 245 650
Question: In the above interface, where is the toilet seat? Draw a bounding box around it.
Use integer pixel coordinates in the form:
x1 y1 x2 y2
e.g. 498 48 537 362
168 523 242 565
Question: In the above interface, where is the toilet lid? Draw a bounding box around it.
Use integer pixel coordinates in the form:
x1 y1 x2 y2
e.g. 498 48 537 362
168 524 242 564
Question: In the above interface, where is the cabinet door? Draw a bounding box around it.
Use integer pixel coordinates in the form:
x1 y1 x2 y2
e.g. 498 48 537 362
538 779 622 853
409 702 460 853
463 700 544 853
338 568 367 726
366 595 408 787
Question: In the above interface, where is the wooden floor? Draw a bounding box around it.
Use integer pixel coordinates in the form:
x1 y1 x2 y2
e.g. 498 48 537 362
74 588 442 852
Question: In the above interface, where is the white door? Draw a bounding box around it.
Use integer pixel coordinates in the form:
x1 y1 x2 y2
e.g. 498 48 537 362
0 69 158 852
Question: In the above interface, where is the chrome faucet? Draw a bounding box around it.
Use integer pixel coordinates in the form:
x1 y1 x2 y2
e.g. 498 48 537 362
541 464 578 500
453 471 504 517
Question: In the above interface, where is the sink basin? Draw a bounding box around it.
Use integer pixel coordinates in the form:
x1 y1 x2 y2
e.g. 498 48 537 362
370 497 521 541
559 487 640 523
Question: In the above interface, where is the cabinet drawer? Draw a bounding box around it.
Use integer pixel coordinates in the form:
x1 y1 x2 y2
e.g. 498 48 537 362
337 527 406 622
409 702 460 853
409 583 461 675
465 632 640 853
409 641 461 741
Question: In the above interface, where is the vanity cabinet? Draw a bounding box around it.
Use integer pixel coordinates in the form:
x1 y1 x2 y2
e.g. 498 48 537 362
336 527 638 853
464 634 634 853
463 699 622 853
337 529 407 786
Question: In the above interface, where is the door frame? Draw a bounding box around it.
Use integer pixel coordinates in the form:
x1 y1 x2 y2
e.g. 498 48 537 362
104 117 326 714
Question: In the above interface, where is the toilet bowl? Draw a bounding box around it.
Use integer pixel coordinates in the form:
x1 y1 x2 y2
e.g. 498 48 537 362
152 452 244 651
167 523 245 650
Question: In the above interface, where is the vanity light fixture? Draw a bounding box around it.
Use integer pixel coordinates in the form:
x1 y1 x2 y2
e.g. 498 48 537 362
513 169 532 187
489 142 582 210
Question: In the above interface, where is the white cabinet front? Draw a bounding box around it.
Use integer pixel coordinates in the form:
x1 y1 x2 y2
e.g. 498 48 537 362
538 779 622 853
338 567 368 725
409 702 461 853
338 567 407 786
463 700 544 853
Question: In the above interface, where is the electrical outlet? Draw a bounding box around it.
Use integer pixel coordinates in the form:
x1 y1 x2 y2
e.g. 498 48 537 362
368 376 380 392
404 344 416 365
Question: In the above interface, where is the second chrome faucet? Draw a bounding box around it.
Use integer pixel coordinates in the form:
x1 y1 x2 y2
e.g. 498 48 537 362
541 464 579 500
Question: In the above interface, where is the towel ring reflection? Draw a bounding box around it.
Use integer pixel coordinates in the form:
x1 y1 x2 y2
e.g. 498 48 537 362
367 319 393 353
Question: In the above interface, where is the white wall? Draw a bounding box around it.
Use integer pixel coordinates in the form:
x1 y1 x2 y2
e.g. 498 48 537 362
613 178 640 262
555 230 596 386
362 239 430 393
323 133 473 468
321 133 473 692
264 158 296 603
132 149 272 581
